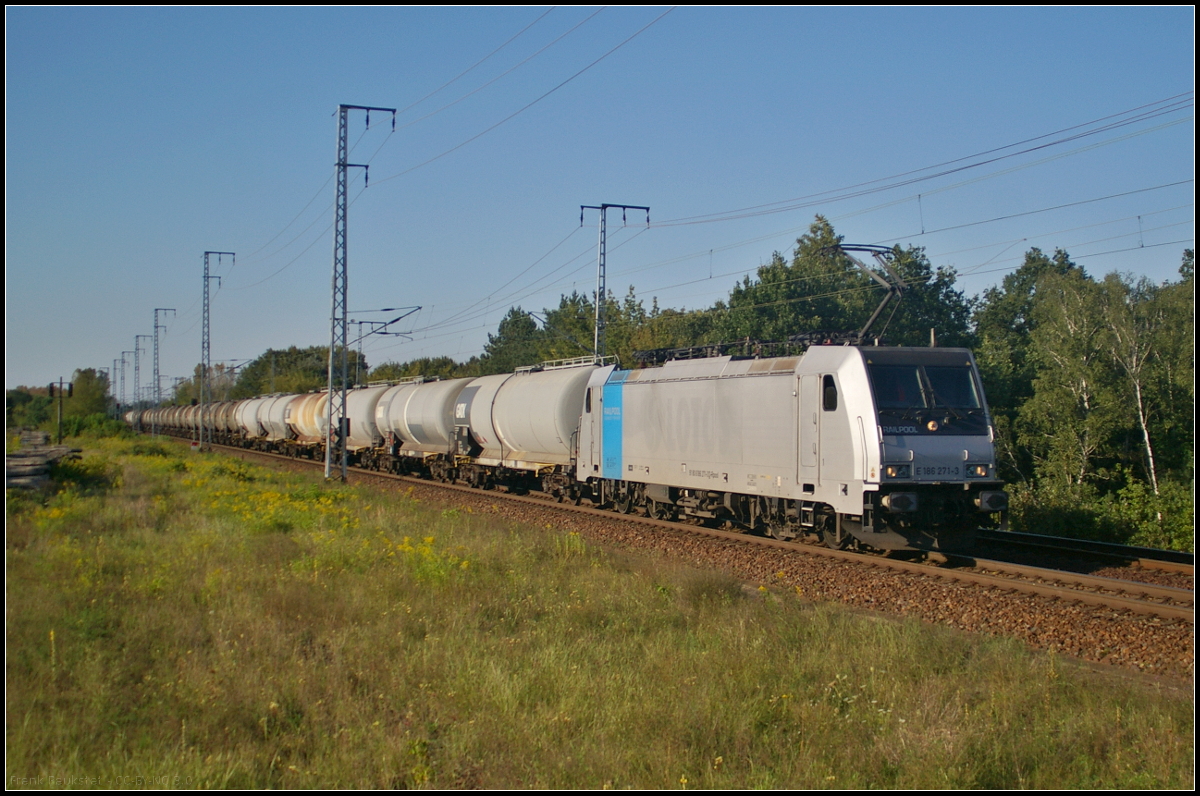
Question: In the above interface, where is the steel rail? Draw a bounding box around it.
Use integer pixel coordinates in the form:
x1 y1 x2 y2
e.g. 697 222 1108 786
977 529 1194 575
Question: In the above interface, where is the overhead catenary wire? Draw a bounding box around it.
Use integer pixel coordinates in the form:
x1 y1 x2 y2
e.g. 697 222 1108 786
369 7 677 187
402 225 652 338
394 7 556 116
232 12 556 269
393 8 605 133
218 87 1188 305
653 92 1193 227
214 10 661 293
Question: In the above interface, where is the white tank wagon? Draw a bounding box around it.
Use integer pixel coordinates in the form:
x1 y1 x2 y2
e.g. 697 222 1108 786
450 360 598 493
577 347 1007 551
182 405 200 434
260 394 301 442
343 385 392 451
163 406 185 434
284 392 328 453
236 396 273 442
376 378 470 454
215 401 240 435
360 377 473 477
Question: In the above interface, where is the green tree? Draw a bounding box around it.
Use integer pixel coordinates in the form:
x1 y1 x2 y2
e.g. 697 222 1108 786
711 216 972 348
370 357 463 382
538 292 596 361
6 387 52 428
230 346 366 398
1144 250 1195 481
714 218 871 342
1017 268 1120 487
972 248 1081 481
62 368 111 418
973 248 1079 414
477 308 544 375
629 299 715 357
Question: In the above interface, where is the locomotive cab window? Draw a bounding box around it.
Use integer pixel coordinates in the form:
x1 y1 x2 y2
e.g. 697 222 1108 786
585 388 592 413
924 366 980 409
822 375 837 411
867 360 989 435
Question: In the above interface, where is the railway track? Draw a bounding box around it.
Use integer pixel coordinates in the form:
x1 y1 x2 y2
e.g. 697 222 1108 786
975 528 1194 575
201 440 1193 624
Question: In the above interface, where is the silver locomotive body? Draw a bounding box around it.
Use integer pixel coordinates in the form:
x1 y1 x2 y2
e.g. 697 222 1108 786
577 346 1007 551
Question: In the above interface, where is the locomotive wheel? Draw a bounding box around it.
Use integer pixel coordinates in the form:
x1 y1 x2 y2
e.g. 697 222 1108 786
766 523 797 541
818 511 851 550
648 500 671 521
615 496 633 514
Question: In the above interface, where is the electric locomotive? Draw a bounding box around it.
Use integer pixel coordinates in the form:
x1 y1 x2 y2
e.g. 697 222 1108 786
575 345 1007 551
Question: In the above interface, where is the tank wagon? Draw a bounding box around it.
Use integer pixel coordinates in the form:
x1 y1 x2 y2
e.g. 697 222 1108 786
136 346 1007 552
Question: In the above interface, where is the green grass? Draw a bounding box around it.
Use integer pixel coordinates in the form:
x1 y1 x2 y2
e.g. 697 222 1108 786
6 437 1194 788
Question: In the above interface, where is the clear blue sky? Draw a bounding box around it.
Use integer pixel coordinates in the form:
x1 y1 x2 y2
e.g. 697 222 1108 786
5 7 1194 393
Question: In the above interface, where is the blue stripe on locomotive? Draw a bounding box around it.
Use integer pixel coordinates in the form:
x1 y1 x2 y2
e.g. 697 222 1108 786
602 370 630 479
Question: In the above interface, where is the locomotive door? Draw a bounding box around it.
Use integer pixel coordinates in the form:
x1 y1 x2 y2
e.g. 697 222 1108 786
579 386 598 477
799 374 819 481
588 387 596 474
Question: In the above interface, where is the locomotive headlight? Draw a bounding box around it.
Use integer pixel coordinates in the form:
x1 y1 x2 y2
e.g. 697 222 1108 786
925 420 940 432
884 464 910 479
966 464 989 478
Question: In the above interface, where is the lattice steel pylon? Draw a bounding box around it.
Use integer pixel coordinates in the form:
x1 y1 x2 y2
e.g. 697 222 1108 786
134 335 151 431
325 104 395 481
580 204 649 360
120 351 133 408
202 252 233 449
152 308 176 436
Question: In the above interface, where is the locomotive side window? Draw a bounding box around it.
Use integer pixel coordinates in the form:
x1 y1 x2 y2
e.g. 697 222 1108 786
822 375 837 411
